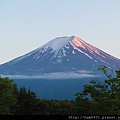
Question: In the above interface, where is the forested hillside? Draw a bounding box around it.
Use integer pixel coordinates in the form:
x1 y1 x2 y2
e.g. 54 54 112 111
0 66 120 115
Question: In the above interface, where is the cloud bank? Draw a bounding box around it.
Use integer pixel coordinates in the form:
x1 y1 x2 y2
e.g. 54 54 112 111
1 71 101 79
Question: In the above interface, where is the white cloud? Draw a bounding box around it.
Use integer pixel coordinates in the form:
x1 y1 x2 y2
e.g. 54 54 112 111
1 71 101 79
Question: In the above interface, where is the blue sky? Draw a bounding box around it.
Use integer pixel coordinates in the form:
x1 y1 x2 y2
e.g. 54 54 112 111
0 0 120 64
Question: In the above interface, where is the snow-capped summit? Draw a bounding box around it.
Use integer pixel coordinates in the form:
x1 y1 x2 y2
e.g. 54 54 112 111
0 36 120 76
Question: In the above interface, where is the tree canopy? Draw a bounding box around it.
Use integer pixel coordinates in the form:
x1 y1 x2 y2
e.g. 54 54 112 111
75 66 120 115
0 77 17 115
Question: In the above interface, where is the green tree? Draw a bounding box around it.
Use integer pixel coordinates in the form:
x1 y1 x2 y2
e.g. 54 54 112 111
15 87 40 115
75 66 120 115
0 77 17 115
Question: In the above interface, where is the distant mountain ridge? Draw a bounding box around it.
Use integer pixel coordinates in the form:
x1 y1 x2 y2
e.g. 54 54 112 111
0 36 120 77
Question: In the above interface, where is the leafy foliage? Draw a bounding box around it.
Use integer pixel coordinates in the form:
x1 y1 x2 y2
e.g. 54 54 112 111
75 66 120 115
0 77 17 115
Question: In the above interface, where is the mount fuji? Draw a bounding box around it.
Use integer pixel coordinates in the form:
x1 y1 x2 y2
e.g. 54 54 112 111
0 36 120 78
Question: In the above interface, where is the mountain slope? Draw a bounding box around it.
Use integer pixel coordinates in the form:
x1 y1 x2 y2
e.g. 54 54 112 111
0 36 120 76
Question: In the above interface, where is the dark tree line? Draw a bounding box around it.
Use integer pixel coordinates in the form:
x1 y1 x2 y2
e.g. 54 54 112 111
0 66 120 115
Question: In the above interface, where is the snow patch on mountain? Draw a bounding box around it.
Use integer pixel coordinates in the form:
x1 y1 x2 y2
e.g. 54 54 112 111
49 37 72 51
72 50 76 54
71 37 109 59
35 36 73 52
70 41 93 59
